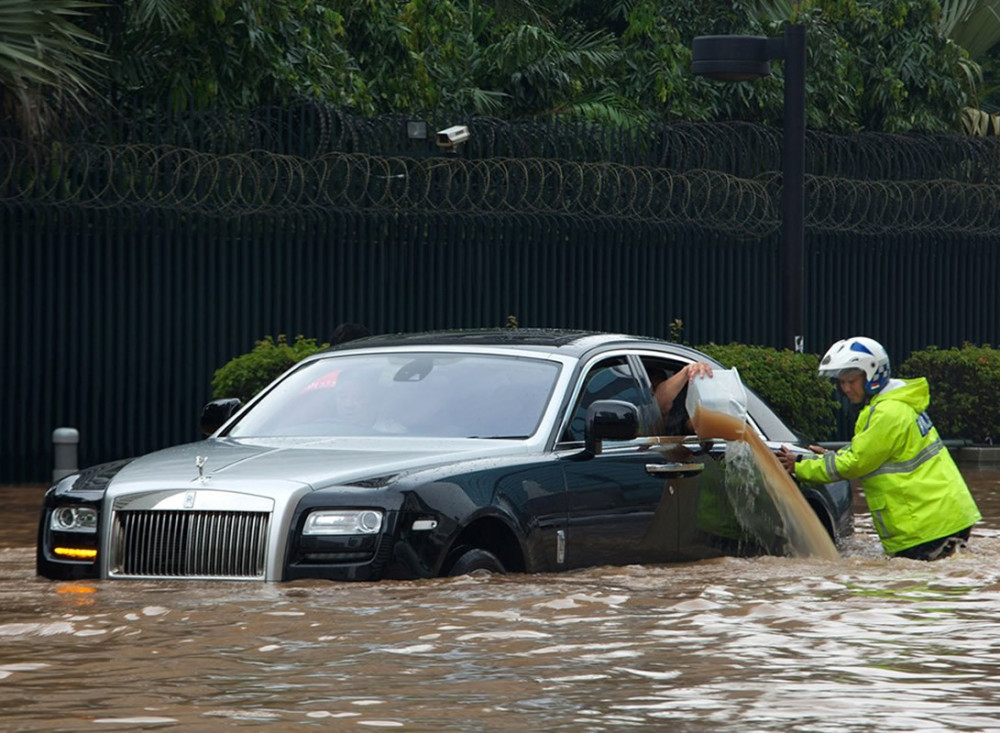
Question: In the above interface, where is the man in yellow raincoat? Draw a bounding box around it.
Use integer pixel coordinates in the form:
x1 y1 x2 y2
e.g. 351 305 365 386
778 337 981 561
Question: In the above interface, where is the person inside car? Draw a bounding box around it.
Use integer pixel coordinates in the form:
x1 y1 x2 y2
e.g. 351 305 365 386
330 322 371 346
650 361 714 434
777 336 981 561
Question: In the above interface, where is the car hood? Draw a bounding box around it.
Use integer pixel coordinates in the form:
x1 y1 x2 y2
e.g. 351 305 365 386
108 435 535 493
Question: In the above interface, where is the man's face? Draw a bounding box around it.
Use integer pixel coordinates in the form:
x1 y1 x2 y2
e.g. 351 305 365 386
837 370 867 404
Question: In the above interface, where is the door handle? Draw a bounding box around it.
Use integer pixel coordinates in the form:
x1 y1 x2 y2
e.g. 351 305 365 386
645 462 705 478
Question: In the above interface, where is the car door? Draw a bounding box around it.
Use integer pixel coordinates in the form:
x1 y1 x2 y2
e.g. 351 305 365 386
637 352 788 560
656 436 761 560
557 354 690 569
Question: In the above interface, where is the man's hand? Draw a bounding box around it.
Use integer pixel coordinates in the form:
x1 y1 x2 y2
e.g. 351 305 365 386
776 445 797 475
686 361 713 381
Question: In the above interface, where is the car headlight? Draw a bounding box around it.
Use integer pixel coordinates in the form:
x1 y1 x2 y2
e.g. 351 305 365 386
50 506 98 533
303 509 383 535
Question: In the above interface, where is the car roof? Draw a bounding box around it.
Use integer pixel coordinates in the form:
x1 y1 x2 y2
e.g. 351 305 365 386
323 328 710 361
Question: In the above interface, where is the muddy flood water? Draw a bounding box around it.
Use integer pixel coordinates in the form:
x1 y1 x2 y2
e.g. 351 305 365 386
4 469 1000 732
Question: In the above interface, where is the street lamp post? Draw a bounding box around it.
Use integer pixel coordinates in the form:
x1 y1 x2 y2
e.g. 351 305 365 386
691 25 806 353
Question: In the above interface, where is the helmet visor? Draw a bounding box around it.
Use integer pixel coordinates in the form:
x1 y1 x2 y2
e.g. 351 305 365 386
818 365 865 380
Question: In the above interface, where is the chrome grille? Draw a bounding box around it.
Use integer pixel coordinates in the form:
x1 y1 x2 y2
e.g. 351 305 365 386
110 510 270 579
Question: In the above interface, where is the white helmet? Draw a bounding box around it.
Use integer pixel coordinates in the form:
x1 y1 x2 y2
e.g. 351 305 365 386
818 337 890 394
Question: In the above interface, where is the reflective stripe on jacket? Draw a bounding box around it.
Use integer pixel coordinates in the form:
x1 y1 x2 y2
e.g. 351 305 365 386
795 378 981 554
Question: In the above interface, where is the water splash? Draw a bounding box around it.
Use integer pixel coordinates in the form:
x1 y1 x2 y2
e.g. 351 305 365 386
692 406 840 561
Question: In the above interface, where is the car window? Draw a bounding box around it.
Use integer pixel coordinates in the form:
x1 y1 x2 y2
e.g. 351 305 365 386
742 387 798 442
226 352 561 439
561 356 650 442
641 355 696 436
640 353 799 443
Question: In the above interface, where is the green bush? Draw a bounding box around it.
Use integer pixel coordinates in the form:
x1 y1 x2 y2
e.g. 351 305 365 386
211 334 326 404
899 344 1000 443
211 335 1000 444
696 343 839 442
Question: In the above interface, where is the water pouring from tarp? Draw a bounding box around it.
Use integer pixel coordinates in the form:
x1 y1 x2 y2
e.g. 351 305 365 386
686 368 840 561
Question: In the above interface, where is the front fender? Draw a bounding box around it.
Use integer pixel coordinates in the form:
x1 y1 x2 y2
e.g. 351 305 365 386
36 459 136 580
388 480 530 579
798 478 853 541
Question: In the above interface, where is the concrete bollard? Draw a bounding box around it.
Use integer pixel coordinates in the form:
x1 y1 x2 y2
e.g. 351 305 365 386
53 427 80 483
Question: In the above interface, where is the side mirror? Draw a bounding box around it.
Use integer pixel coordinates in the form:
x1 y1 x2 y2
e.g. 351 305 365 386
584 399 639 456
200 398 242 436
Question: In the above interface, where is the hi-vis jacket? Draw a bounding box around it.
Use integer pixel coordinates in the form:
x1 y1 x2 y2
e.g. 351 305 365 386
795 378 981 554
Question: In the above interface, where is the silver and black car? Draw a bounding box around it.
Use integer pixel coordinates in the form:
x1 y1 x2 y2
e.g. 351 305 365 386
37 329 852 582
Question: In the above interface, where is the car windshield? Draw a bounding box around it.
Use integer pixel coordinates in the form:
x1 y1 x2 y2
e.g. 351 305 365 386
226 352 562 439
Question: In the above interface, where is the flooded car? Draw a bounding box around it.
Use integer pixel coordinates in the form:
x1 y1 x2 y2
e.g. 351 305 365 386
37 329 852 582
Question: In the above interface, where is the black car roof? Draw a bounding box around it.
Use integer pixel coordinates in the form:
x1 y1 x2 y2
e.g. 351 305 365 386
324 327 710 362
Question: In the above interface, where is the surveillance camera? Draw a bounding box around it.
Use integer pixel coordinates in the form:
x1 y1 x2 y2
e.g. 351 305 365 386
436 125 470 147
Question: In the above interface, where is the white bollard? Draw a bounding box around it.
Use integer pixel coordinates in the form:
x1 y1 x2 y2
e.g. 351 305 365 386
52 427 80 483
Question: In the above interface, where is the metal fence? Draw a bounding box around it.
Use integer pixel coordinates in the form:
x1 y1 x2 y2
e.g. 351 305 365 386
3 104 1000 483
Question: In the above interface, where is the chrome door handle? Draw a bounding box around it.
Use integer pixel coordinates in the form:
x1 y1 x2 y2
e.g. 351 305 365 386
645 462 705 478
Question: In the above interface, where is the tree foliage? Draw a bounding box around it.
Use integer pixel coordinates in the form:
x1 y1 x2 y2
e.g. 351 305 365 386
802 0 970 133
0 0 106 139
939 0 1000 131
942 0 1000 60
0 0 983 138
87 0 363 110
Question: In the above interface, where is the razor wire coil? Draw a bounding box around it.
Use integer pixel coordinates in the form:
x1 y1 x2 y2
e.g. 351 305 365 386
6 113 1000 236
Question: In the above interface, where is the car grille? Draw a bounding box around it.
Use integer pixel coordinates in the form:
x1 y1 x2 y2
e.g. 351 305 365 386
109 510 270 579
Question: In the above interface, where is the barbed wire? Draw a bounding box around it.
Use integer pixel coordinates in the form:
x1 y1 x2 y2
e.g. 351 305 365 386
3 136 1000 235
52 101 1000 183
0 141 775 235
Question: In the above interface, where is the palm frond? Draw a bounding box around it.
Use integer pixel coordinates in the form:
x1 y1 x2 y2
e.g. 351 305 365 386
962 104 1000 133
0 0 106 90
0 0 107 139
130 0 186 33
940 0 1000 59
552 90 648 129
452 86 510 116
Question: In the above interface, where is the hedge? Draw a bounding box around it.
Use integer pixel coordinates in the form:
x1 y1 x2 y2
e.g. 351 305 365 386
696 343 840 442
899 344 1000 444
211 336 1000 444
211 334 326 405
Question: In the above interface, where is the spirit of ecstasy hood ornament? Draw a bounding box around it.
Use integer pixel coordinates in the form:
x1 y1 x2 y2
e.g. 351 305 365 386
195 455 208 483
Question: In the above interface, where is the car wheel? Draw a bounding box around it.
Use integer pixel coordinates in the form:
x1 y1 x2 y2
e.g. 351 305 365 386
445 548 506 577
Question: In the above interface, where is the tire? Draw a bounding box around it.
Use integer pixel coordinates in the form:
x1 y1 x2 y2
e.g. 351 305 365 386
445 548 506 577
